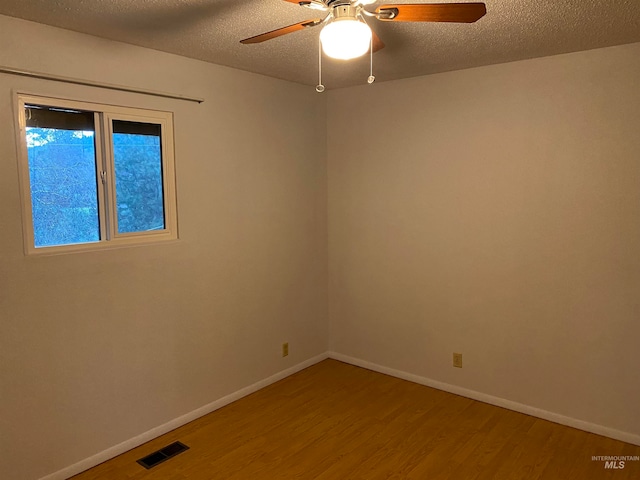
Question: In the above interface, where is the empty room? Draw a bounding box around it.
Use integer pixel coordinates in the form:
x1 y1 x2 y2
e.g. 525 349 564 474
1 1 639 479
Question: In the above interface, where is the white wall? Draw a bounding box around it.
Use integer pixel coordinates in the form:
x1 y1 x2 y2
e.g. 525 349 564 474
0 15 327 480
327 43 640 441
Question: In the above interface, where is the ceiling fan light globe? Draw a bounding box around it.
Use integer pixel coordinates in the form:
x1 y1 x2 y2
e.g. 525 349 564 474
320 19 372 60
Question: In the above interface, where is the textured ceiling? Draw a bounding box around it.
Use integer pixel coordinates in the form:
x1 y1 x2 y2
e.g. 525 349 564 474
0 0 639 89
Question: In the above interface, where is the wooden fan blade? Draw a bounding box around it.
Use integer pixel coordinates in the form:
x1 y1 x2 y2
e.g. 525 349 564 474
281 0 301 3
240 19 321 44
372 29 385 53
376 3 486 23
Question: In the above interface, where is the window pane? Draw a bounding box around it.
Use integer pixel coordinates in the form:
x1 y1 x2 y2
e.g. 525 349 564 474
112 121 165 234
26 125 100 248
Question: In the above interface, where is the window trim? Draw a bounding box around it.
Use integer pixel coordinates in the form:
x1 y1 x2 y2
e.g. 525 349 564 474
15 93 178 255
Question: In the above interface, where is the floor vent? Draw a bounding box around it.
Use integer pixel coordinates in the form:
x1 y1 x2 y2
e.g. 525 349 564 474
137 441 189 469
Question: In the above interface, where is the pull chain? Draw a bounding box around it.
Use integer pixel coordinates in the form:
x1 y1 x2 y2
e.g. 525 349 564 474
316 38 325 93
368 33 375 84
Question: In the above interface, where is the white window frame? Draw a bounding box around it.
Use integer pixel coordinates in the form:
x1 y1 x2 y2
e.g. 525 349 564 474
16 93 178 255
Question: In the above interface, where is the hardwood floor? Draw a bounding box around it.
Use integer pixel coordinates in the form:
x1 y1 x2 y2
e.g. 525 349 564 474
72 359 640 479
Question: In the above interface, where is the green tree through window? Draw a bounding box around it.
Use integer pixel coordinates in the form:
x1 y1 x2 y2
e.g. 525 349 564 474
113 124 165 234
27 127 100 247
18 95 177 254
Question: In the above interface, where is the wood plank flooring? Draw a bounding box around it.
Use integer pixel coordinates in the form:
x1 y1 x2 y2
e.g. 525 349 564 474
72 359 640 479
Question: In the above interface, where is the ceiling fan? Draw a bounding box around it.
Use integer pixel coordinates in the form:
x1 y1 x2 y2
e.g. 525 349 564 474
241 1 486 89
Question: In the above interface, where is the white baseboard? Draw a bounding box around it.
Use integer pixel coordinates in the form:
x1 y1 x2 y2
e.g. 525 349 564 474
39 352 328 480
328 351 640 447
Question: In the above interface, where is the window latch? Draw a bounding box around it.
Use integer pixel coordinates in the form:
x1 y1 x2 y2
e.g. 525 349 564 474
100 171 106 184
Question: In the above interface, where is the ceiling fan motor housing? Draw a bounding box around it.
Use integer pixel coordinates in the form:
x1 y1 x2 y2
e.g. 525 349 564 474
325 0 377 5
332 5 359 20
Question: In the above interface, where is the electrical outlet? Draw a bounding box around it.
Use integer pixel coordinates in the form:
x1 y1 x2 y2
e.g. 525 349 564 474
282 342 289 357
453 353 462 368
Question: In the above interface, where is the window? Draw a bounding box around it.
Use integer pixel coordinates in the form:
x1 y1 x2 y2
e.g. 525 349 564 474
16 94 177 254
